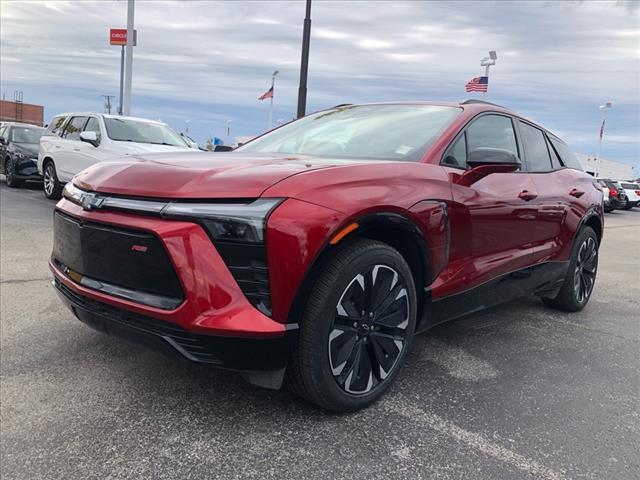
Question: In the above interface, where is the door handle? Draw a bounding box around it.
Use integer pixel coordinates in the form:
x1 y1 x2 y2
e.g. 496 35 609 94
518 190 538 201
569 188 585 198
73 148 80 152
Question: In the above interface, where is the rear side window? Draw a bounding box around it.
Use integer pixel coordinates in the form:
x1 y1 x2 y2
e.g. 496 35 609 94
621 182 639 190
548 136 582 171
466 114 519 158
63 116 88 141
44 116 67 136
519 122 552 172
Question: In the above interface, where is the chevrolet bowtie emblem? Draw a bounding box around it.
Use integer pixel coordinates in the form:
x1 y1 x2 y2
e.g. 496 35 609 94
81 193 105 211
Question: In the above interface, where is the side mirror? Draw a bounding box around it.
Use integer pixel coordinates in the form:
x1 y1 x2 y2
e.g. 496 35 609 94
80 131 99 147
455 148 521 186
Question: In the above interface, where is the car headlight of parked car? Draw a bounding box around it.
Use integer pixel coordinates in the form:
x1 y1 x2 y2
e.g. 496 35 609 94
63 182 282 243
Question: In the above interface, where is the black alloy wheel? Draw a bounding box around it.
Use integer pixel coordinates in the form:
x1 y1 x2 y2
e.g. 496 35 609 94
329 264 410 395
573 236 597 304
543 226 598 312
287 239 417 412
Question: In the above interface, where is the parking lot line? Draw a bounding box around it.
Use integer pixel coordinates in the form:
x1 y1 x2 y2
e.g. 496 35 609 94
386 397 569 480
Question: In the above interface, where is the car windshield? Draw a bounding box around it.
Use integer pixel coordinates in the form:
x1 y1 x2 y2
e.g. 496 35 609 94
103 118 187 147
11 127 43 144
238 104 461 161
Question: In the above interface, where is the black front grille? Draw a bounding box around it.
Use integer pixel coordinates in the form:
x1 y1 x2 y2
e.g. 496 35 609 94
53 211 184 303
214 241 272 316
55 278 221 364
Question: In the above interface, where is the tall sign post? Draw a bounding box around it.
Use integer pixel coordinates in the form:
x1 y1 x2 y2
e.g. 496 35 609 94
123 0 136 116
110 28 137 115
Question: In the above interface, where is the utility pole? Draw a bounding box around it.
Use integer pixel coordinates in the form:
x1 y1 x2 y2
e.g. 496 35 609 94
595 102 613 177
296 0 312 119
122 0 135 116
101 95 116 114
269 70 279 130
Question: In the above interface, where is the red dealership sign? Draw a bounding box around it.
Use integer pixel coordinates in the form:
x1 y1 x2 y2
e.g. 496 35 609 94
110 29 137 46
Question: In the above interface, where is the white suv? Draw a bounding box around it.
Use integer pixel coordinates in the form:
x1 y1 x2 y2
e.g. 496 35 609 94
616 181 640 209
38 113 193 199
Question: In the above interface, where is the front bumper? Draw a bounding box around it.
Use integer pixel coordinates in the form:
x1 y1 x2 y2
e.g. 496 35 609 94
51 198 298 372
54 277 296 370
15 157 42 179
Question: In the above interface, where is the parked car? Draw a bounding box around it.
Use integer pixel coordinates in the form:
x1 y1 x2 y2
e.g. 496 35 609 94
51 100 603 411
599 179 627 210
616 181 640 209
0 122 44 187
596 179 615 212
38 113 193 199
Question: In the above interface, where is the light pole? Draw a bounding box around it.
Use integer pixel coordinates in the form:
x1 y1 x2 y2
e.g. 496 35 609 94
297 0 312 118
480 50 497 95
268 70 279 130
595 102 612 177
185 120 190 135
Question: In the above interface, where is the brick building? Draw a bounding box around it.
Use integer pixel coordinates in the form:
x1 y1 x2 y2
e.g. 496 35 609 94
0 99 44 126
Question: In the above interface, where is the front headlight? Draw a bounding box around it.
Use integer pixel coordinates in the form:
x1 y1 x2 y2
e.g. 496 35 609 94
63 183 282 243
164 199 283 243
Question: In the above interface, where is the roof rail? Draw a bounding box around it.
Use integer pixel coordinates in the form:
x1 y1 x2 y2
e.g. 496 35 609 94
331 103 353 109
461 99 505 108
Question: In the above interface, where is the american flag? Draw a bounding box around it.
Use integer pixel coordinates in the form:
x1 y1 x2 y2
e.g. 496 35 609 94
599 119 606 140
465 76 489 93
258 86 273 101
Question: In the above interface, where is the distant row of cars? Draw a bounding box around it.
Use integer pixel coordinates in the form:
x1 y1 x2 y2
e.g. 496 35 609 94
597 178 640 212
0 113 196 198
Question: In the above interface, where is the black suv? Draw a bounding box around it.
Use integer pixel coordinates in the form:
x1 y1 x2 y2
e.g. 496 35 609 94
0 122 44 187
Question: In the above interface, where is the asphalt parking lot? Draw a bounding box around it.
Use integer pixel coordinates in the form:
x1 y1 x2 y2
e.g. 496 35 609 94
1 181 638 480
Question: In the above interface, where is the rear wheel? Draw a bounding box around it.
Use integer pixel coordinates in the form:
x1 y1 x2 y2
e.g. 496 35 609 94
543 226 598 312
622 200 633 210
287 239 417 412
43 161 63 200
5 157 23 188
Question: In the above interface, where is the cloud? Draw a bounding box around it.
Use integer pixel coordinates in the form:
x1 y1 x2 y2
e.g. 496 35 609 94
1 0 638 167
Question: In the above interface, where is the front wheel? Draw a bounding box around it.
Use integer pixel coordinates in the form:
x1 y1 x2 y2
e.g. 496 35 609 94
5 157 23 188
287 239 417 412
543 226 598 312
622 200 633 210
43 161 63 200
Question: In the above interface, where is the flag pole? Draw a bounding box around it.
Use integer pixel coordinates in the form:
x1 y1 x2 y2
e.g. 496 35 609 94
595 102 613 177
268 70 279 130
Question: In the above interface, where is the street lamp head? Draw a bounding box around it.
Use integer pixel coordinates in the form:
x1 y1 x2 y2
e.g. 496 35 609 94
489 50 497 60
273 70 279 77
599 102 613 111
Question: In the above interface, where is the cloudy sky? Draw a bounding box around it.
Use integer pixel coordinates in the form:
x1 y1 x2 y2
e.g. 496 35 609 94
1 0 638 169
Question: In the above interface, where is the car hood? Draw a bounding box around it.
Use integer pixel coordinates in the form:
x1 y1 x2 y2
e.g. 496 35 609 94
73 151 364 198
12 142 39 157
113 142 193 154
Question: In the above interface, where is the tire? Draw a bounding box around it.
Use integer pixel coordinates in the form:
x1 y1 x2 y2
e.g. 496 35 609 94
5 157 23 188
43 161 63 200
604 206 614 213
623 200 633 210
287 239 417 412
542 226 598 312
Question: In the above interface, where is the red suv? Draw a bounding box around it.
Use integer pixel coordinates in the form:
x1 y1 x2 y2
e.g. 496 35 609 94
51 101 603 411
